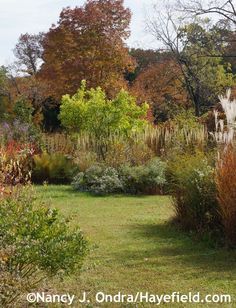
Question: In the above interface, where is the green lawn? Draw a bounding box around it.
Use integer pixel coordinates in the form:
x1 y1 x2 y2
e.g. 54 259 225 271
36 185 236 307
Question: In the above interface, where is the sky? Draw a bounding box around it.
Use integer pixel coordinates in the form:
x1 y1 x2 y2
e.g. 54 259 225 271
0 0 156 66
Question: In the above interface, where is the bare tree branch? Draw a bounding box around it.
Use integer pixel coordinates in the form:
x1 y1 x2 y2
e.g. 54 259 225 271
177 0 236 25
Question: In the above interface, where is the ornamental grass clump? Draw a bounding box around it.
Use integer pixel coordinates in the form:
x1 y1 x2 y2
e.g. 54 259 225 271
213 89 236 246
168 152 220 233
32 152 76 184
212 89 236 144
144 110 207 156
216 146 236 247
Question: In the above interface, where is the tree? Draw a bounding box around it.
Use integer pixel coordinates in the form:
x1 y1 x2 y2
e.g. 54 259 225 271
227 34 236 74
177 0 236 25
11 33 62 129
5 72 51 126
132 59 189 122
12 33 60 128
59 81 148 159
179 21 235 113
40 0 134 99
216 23 236 74
0 67 10 120
14 33 44 76
177 1 236 71
126 48 172 83
60 80 148 134
147 4 235 115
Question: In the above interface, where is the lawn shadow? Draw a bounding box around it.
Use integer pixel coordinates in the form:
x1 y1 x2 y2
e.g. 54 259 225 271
68 191 153 199
114 222 236 273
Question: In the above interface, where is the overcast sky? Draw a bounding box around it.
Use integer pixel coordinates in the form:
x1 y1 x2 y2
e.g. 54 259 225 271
0 0 157 66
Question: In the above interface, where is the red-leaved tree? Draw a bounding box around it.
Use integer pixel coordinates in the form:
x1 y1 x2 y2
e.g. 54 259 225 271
40 0 135 98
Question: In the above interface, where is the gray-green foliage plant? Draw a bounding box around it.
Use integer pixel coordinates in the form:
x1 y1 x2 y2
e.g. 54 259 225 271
119 157 166 194
72 165 124 195
72 158 166 195
0 187 87 306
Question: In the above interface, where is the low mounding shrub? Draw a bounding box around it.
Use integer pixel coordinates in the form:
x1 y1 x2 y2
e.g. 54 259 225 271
216 146 236 247
168 152 220 233
0 186 87 306
32 152 76 184
72 165 123 195
72 158 166 195
119 158 166 194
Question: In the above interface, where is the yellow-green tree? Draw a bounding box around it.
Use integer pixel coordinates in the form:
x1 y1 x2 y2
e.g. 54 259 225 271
59 81 148 159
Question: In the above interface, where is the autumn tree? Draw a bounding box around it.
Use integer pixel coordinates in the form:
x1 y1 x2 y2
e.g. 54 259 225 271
9 32 60 128
132 59 189 122
0 67 8 97
40 0 134 99
147 3 235 116
227 32 236 74
177 1 236 75
14 33 44 76
126 48 172 83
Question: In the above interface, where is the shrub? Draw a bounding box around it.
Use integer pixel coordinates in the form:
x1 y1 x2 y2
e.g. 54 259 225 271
0 141 35 187
32 152 76 184
13 99 33 124
119 157 166 194
0 186 87 306
72 165 124 195
60 81 148 159
168 152 220 232
216 146 236 247
72 158 166 195
60 81 148 136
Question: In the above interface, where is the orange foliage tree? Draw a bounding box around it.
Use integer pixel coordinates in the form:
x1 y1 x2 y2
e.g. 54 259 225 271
132 59 189 123
40 0 134 99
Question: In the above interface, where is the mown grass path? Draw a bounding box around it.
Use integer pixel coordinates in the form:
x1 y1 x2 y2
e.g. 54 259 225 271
36 186 236 307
